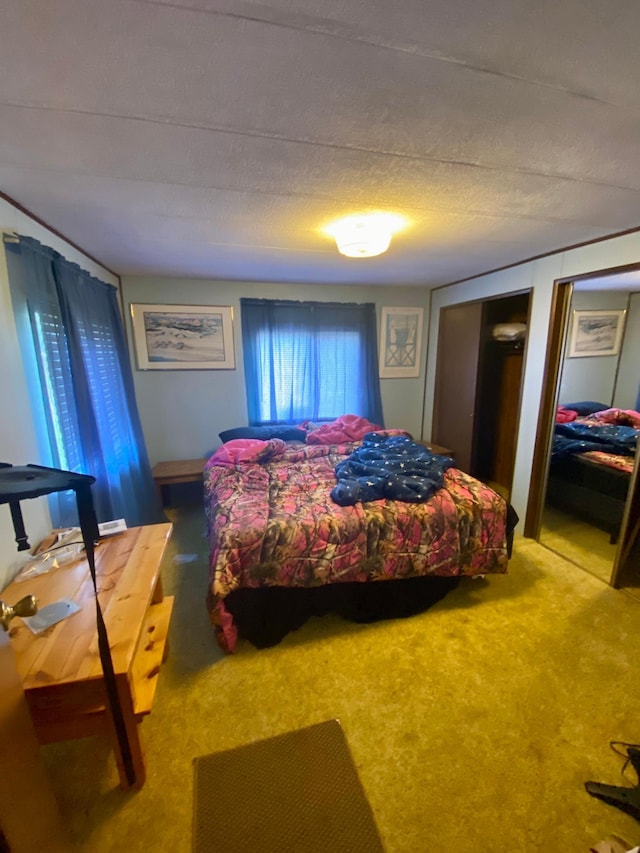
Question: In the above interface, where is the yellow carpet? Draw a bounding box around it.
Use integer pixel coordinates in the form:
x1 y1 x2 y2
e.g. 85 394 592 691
540 505 617 584
42 503 640 852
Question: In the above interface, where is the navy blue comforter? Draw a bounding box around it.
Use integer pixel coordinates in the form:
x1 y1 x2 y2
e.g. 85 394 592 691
331 433 455 506
552 421 638 462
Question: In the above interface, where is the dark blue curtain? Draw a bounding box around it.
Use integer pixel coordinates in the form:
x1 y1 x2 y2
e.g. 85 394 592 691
5 235 162 528
241 298 384 426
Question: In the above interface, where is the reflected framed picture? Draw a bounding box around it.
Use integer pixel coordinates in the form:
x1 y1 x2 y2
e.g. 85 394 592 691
378 306 424 378
130 303 235 370
567 309 626 358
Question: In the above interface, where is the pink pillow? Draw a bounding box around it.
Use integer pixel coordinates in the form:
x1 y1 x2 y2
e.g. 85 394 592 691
207 438 287 466
556 406 577 423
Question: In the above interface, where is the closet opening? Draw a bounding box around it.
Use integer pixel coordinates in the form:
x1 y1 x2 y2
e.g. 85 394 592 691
431 288 531 503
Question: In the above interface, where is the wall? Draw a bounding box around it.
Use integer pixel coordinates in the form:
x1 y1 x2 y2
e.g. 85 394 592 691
559 290 630 406
422 232 640 525
0 197 119 589
121 277 430 464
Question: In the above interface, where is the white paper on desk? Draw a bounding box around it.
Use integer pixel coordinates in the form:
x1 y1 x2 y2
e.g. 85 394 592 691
22 599 80 634
98 518 128 536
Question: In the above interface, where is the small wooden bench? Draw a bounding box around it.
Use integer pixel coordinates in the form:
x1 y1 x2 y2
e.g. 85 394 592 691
152 458 206 506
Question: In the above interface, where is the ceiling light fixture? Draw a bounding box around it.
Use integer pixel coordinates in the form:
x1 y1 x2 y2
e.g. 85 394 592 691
325 213 405 259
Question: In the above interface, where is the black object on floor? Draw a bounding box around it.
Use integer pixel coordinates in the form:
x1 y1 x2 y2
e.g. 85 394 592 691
627 747 640 781
585 780 640 822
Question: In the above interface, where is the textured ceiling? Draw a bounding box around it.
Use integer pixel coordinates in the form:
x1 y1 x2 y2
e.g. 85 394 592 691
2 0 640 286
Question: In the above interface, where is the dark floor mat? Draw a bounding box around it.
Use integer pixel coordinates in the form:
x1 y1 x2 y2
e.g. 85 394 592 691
192 719 385 852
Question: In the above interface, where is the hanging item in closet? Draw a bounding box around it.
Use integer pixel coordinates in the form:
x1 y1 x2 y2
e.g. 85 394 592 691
491 322 527 342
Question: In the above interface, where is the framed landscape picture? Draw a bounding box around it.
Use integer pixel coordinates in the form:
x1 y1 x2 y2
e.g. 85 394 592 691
130 303 235 370
567 309 626 358
378 306 424 378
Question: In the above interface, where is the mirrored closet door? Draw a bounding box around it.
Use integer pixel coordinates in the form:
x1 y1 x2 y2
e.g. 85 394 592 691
538 276 640 587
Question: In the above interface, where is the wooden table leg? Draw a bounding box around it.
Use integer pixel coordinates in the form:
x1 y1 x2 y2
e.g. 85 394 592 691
151 577 170 663
107 675 146 790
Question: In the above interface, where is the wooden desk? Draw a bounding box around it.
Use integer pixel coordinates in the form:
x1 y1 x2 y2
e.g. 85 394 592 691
4 523 174 789
152 458 205 506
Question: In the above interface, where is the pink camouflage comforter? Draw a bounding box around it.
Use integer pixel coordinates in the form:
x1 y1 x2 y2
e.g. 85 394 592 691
204 436 509 651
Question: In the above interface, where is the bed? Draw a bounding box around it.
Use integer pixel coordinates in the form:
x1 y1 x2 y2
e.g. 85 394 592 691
547 404 639 542
204 417 516 652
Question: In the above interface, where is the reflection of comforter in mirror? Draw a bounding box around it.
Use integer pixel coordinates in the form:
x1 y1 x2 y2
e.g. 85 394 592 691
552 421 638 461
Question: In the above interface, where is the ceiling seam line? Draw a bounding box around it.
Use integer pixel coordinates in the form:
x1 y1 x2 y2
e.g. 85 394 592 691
126 0 635 112
2 100 638 197
0 159 628 230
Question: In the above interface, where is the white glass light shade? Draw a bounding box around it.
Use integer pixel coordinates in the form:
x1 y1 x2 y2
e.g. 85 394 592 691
327 214 401 258
334 217 392 258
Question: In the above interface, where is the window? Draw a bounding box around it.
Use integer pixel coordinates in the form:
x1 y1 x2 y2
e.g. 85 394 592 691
32 307 83 474
241 298 383 426
5 234 160 528
33 303 133 484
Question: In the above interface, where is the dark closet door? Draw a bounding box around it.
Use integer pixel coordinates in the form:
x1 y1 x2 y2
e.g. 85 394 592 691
491 350 524 489
432 302 483 473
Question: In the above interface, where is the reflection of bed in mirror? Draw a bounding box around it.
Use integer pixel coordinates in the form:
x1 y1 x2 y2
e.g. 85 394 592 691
546 403 639 543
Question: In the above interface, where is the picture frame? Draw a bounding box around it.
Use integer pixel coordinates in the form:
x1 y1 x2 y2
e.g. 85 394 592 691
567 309 626 358
378 306 424 378
130 303 235 370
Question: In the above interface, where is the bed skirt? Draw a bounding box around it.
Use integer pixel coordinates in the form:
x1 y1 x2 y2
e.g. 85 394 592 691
219 574 461 649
